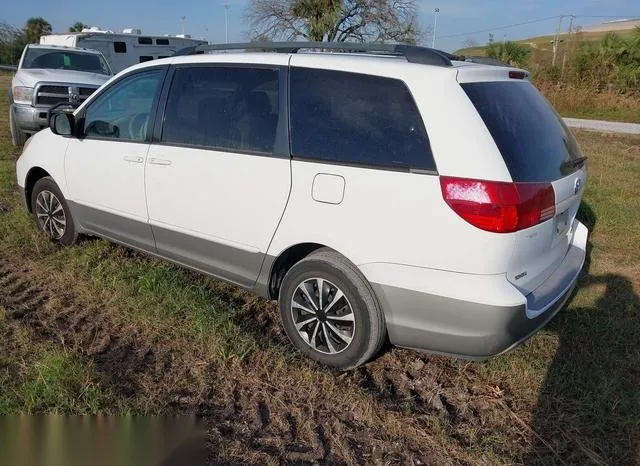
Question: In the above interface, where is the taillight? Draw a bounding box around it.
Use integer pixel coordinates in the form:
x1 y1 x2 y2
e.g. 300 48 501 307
440 176 555 233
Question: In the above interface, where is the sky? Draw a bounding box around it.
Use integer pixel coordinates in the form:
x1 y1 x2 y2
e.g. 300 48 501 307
2 0 640 52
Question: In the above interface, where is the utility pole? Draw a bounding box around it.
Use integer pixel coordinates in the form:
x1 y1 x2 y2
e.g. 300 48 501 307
224 4 231 44
561 15 575 78
181 16 186 36
432 8 439 49
552 15 565 67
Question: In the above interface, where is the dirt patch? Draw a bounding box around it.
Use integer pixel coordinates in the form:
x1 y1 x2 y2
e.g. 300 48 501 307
1 247 506 464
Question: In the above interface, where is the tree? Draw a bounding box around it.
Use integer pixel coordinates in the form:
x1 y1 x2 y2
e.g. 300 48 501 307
69 22 87 33
574 28 640 90
24 17 52 43
0 21 26 65
245 0 424 44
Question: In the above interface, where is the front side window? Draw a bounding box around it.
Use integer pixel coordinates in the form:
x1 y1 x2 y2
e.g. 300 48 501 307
161 66 279 153
83 70 163 142
290 68 435 171
22 47 111 75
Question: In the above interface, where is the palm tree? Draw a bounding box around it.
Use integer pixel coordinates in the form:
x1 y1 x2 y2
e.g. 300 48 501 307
24 17 52 43
291 0 341 41
486 41 530 67
69 22 87 33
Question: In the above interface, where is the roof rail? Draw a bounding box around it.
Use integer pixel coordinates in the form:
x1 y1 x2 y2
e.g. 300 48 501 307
173 42 455 67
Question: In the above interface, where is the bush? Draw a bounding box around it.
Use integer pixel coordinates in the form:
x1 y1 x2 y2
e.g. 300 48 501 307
486 41 530 67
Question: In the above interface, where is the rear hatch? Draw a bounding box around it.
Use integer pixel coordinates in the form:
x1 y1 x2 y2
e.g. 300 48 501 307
459 74 587 295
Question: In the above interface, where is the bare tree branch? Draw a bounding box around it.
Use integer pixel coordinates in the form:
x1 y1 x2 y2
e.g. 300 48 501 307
245 0 424 44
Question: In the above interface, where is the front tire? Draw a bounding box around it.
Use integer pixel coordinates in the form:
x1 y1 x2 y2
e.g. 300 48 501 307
30 177 78 246
9 107 29 147
279 248 386 370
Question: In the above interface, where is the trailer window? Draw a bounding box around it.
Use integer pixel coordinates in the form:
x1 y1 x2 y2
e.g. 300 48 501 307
139 56 154 63
114 42 127 53
156 38 170 45
138 37 152 45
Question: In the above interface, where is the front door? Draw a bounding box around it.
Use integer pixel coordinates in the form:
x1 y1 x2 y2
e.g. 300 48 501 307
65 68 165 250
145 63 291 286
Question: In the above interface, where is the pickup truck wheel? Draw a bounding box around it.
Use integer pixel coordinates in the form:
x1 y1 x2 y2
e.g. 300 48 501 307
279 248 386 370
9 108 29 147
30 177 78 246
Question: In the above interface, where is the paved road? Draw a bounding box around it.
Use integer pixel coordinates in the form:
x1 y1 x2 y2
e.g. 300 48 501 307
564 118 640 135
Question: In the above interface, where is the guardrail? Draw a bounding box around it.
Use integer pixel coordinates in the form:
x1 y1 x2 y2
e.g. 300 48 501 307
0 64 17 71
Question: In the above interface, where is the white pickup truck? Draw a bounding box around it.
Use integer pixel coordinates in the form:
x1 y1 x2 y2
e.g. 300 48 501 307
9 44 113 146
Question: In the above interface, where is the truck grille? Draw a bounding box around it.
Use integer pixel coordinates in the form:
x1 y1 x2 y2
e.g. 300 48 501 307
35 85 99 106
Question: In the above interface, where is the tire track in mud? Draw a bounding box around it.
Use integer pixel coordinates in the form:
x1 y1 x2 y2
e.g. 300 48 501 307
0 254 375 464
0 250 499 464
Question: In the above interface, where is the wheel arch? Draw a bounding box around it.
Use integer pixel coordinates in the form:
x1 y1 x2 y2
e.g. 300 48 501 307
267 243 326 299
24 167 52 212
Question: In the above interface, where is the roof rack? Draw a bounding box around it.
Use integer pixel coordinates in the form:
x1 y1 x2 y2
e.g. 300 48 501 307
173 42 456 67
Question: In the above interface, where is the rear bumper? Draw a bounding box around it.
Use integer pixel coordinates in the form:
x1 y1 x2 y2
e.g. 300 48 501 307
363 221 588 360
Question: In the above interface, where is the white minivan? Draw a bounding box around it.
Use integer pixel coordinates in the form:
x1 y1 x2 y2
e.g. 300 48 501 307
16 42 588 369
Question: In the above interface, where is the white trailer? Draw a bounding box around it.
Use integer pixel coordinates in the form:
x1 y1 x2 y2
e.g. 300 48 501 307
40 27 207 73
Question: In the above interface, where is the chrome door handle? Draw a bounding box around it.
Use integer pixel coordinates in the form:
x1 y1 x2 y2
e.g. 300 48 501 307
148 157 172 166
123 155 144 163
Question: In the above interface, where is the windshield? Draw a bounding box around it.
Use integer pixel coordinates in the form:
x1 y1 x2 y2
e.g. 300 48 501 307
22 48 112 75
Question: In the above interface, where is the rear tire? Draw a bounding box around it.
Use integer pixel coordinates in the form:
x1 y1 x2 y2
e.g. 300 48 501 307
279 248 386 370
9 108 29 147
30 177 78 246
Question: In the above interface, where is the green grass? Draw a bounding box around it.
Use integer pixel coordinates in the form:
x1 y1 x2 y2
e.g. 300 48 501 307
456 28 636 56
0 308 113 414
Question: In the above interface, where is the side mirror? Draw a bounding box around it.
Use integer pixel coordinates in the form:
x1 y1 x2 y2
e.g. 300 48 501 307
49 112 75 137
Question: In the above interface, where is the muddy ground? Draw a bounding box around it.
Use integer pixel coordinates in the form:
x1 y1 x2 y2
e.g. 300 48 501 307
1 245 545 465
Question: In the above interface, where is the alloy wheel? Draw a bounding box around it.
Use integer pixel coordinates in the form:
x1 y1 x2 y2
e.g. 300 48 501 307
290 278 356 354
35 190 66 239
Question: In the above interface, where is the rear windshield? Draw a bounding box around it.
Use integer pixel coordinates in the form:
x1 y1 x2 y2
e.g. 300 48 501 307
22 48 111 75
462 81 583 182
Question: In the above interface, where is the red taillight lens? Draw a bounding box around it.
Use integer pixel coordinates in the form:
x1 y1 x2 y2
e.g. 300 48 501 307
440 176 555 233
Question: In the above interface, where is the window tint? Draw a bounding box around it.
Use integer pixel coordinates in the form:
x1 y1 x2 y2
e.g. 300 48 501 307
83 70 163 142
462 81 583 182
156 38 170 45
290 68 434 171
162 66 279 153
138 37 152 45
139 56 154 63
114 41 127 53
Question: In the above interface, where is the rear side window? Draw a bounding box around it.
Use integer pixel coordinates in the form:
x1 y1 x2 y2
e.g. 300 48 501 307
162 66 280 153
290 68 435 171
462 81 583 182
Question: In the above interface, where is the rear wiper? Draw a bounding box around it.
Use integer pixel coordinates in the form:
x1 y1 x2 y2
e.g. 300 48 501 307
561 156 588 170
